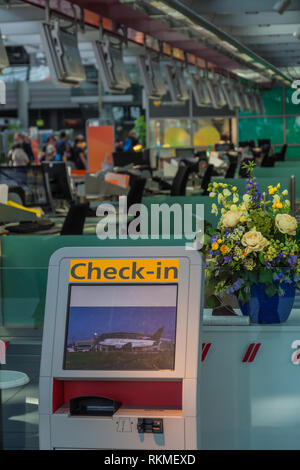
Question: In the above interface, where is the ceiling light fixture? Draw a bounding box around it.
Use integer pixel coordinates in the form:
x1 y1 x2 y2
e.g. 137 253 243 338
273 0 291 14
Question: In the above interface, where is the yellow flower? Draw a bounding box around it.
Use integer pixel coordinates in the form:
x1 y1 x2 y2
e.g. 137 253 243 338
222 209 241 228
209 192 216 198
282 190 288 196
213 182 218 189
240 215 247 223
232 186 237 192
217 239 223 244
212 242 219 250
277 183 280 188
220 245 229 254
269 186 278 195
276 202 283 209
241 230 269 255
275 214 297 236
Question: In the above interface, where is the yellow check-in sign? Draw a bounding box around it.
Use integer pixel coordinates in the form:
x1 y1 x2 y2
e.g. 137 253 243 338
69 259 179 283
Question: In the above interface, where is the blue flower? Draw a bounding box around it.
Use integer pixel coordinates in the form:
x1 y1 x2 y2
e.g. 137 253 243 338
210 234 219 244
288 255 298 267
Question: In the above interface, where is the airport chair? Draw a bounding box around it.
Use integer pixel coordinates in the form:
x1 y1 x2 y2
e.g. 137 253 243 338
127 177 147 207
274 144 287 162
201 164 214 195
60 202 89 235
225 162 237 179
170 164 191 196
258 139 271 147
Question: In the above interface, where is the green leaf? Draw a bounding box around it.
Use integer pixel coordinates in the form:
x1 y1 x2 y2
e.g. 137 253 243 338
265 283 278 298
259 269 273 284
258 252 265 265
206 295 221 308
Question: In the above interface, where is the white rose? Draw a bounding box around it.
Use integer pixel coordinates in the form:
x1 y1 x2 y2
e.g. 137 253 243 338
243 194 251 203
241 230 269 255
275 213 297 236
222 210 241 228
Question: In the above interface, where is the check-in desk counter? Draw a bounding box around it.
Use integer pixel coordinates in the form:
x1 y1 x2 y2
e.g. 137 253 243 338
200 308 300 450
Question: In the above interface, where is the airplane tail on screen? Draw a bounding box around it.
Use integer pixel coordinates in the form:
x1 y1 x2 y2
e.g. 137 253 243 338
151 327 164 341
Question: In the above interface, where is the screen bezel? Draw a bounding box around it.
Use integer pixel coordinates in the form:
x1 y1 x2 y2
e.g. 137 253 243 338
51 255 190 379
0 165 52 210
63 282 179 372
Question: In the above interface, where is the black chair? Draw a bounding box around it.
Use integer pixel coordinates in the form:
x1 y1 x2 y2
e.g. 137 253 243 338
258 139 271 147
127 177 146 207
170 164 191 196
60 202 89 235
225 162 237 179
275 144 287 162
261 145 276 167
201 164 214 195
8 186 26 206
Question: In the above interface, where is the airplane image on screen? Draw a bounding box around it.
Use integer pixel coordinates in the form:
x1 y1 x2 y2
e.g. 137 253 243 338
97 327 164 351
70 327 170 352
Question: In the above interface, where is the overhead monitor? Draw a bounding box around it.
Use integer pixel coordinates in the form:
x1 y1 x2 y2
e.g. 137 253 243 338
164 64 189 102
205 78 226 109
0 166 52 210
64 284 177 371
232 84 248 112
40 22 86 86
0 29 9 71
42 161 73 202
190 73 207 107
137 55 167 100
93 40 130 94
220 82 236 110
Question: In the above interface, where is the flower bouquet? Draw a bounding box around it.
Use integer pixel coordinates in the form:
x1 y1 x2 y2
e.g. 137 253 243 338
201 161 300 323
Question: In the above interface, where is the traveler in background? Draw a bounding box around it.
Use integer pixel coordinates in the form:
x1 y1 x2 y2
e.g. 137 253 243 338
62 143 74 163
43 135 56 160
55 131 67 159
13 132 34 162
8 143 29 167
73 135 87 170
123 130 139 152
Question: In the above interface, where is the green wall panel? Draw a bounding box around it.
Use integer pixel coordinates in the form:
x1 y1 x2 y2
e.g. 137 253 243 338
286 146 300 159
286 116 300 144
285 87 300 115
239 117 284 145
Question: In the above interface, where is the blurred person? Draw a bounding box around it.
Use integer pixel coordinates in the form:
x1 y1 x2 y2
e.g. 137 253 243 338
13 132 34 162
123 130 139 152
55 131 67 159
43 135 56 160
8 143 29 167
73 136 87 170
62 143 74 163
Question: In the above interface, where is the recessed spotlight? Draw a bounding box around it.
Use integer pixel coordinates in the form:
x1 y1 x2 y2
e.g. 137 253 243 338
273 0 291 14
293 28 300 40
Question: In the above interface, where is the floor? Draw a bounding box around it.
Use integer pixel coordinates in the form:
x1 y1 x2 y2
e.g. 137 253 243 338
1 339 41 450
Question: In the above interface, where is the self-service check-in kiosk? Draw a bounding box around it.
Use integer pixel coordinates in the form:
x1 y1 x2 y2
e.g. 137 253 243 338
39 247 204 450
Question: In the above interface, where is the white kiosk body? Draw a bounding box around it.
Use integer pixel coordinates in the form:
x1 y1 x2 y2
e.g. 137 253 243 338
39 247 204 450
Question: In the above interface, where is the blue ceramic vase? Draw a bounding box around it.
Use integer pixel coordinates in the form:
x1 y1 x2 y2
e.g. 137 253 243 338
238 282 296 324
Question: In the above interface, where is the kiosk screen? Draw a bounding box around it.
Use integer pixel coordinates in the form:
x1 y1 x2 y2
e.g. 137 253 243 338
64 284 177 371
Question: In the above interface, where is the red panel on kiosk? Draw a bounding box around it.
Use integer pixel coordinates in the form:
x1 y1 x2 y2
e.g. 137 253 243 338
53 380 182 412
